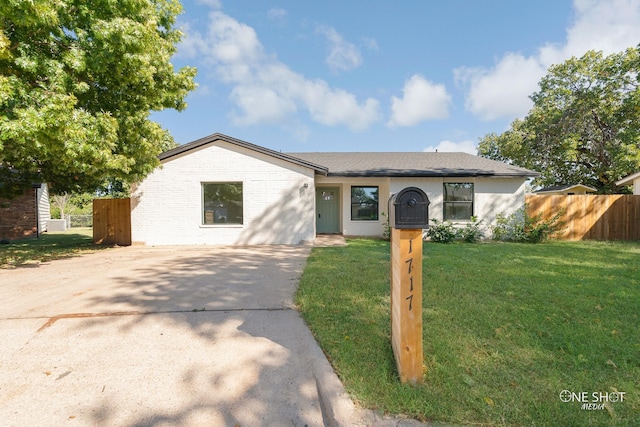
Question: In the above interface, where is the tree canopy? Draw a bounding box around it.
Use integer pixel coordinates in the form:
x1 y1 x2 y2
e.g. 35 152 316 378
0 0 196 197
478 46 640 193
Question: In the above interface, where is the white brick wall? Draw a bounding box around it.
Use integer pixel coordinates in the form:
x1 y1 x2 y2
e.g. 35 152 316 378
131 141 316 245
474 178 527 225
132 140 529 244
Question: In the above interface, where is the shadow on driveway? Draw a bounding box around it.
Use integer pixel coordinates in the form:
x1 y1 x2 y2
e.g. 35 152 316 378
0 245 357 426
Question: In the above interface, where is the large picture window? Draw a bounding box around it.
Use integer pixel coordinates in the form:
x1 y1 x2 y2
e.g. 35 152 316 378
443 183 473 220
202 182 243 225
351 186 379 221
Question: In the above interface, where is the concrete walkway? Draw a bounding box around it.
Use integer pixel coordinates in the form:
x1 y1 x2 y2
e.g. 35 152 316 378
313 234 347 247
0 245 427 426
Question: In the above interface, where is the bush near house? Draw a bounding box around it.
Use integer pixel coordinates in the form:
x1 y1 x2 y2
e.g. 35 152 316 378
426 216 484 243
493 204 566 243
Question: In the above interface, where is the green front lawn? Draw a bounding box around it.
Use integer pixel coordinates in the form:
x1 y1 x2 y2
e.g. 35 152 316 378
296 239 640 426
0 228 106 268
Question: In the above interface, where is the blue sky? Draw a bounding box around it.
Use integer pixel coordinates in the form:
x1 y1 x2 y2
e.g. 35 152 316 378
152 0 640 154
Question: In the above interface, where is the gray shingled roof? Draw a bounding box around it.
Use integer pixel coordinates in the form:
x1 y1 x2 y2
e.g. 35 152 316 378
286 152 539 178
157 133 539 178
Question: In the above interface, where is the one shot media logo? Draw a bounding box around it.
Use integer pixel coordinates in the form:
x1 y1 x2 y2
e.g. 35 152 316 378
559 390 626 410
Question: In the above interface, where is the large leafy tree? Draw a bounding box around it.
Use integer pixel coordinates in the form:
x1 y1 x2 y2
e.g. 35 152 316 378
478 47 640 193
0 0 196 197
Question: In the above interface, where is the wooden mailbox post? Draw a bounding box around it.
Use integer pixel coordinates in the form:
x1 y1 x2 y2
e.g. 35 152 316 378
388 187 430 385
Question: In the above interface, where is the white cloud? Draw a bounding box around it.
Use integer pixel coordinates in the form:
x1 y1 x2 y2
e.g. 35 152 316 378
561 0 640 58
316 26 363 72
184 12 380 131
300 80 380 130
423 140 477 155
267 8 287 24
457 0 640 121
196 0 222 9
188 83 213 98
387 74 451 127
206 12 263 64
454 55 546 121
361 37 379 51
176 25 208 59
229 85 297 125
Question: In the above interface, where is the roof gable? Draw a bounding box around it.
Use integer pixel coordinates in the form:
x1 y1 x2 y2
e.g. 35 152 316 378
160 133 328 175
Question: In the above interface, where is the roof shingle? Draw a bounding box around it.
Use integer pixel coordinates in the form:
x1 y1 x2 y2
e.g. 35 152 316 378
157 133 539 178
286 152 539 178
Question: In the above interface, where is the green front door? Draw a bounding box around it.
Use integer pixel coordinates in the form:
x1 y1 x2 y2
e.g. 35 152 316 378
316 187 340 233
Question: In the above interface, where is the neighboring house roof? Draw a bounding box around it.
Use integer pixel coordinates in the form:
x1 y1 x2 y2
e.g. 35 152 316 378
159 133 539 178
534 184 597 194
285 152 539 178
616 171 640 186
160 133 329 175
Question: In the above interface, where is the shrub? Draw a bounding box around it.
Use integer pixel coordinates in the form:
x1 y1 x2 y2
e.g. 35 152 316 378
426 219 458 243
524 208 566 243
492 205 565 243
381 212 391 241
458 216 484 243
492 209 526 242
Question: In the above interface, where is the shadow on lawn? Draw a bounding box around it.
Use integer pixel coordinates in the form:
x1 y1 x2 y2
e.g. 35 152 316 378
0 231 108 268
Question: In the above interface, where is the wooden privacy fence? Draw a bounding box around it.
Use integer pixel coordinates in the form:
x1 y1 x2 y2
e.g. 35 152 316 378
526 194 640 241
93 198 132 246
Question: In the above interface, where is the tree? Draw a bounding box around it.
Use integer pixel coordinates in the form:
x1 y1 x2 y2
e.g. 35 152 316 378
50 190 94 218
51 192 71 219
0 0 196 198
478 46 640 193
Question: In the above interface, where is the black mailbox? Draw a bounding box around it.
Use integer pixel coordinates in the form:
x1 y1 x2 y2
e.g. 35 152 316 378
388 187 430 229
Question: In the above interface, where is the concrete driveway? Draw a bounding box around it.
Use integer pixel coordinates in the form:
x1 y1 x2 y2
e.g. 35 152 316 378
0 245 374 427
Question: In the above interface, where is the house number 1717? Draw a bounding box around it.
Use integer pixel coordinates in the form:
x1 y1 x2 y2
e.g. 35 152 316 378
405 238 414 310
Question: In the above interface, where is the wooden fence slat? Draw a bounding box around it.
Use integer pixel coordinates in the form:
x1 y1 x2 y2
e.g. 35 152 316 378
93 198 131 246
525 195 640 241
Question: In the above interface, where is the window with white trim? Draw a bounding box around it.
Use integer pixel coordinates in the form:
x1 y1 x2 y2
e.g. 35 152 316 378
443 183 473 220
202 182 243 225
351 186 379 221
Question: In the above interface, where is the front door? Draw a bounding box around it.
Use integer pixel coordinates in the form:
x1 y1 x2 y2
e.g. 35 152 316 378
316 187 340 233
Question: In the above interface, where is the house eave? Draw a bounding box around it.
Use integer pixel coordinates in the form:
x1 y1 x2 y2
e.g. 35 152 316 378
160 133 328 175
616 171 640 186
326 170 539 178
534 184 598 194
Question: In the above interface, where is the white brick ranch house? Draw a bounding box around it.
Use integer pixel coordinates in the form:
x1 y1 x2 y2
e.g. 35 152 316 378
131 133 539 245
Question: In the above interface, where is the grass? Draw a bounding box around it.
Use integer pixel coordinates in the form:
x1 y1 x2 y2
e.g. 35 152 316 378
295 239 640 426
0 228 107 268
